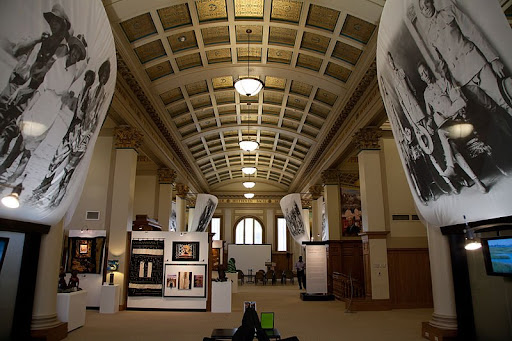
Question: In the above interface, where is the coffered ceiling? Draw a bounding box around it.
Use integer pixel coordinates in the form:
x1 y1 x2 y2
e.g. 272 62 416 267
103 0 383 195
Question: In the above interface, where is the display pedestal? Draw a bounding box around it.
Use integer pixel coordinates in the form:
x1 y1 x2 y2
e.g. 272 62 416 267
226 272 238 293
211 281 231 313
100 284 120 314
56 290 87 331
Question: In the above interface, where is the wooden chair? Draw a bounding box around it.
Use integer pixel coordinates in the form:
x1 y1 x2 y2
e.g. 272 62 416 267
265 269 275 285
284 270 295 284
237 270 244 285
274 269 284 284
255 271 265 285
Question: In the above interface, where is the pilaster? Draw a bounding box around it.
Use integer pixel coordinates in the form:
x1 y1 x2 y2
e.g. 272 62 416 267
322 170 341 240
157 168 176 231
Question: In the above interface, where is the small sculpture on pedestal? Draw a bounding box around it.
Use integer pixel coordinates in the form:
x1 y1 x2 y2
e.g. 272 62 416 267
68 270 80 291
58 267 68 292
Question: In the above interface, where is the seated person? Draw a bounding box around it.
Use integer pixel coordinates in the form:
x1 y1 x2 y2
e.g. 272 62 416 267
233 307 299 341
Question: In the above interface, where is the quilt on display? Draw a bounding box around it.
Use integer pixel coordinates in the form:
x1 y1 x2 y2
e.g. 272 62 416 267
66 236 105 274
128 239 164 296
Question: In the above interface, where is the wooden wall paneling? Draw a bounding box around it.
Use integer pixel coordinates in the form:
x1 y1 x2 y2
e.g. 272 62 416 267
272 251 293 271
387 248 433 309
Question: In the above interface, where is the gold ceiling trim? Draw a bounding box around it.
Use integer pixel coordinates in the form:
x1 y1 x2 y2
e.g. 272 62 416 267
325 62 351 82
212 76 234 90
168 31 198 53
301 32 330 54
120 13 156 43
314 88 337 106
236 25 263 42
296 53 323 71
270 0 302 24
290 80 312 97
160 88 184 105
176 52 203 70
206 48 232 64
146 61 173 81
185 80 209 96
332 41 362 66
157 4 192 31
264 76 286 90
201 26 230 45
134 40 166 64
196 0 228 22
268 27 297 46
234 0 264 19
341 14 376 44
306 4 340 32
267 48 292 64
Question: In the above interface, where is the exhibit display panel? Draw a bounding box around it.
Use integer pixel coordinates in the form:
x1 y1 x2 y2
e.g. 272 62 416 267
227 244 271 275
127 231 209 310
305 243 328 295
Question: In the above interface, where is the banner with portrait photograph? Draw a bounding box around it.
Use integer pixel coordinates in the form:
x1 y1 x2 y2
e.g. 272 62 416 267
189 194 218 232
280 194 310 244
377 0 512 227
0 0 116 225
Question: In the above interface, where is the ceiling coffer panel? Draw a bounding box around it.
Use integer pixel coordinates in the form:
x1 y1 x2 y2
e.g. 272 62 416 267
116 0 378 190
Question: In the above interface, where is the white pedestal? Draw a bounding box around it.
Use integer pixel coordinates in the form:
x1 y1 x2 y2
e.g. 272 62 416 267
56 290 87 331
211 281 231 313
100 284 120 314
226 272 238 293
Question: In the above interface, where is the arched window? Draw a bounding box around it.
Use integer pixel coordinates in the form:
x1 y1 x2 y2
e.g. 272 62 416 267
235 217 263 244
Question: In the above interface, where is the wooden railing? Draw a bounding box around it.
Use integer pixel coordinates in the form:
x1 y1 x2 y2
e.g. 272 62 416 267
332 272 365 300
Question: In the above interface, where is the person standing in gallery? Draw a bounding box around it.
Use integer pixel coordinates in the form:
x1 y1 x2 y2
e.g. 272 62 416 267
295 256 306 290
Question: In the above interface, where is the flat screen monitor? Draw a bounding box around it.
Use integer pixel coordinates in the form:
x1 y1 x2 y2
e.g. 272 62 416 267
482 236 512 277
260 312 274 329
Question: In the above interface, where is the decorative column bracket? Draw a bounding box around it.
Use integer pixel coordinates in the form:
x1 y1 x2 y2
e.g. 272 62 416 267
114 126 143 150
353 127 382 151
309 185 323 200
321 169 342 186
157 168 177 184
175 183 189 199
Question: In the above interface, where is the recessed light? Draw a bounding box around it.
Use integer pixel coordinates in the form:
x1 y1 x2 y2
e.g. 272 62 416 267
178 36 186 42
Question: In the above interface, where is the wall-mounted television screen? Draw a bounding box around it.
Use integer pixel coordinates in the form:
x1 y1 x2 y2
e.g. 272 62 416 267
482 236 512 277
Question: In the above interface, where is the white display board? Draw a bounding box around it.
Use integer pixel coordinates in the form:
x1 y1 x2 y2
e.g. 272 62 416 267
227 244 271 275
305 244 328 295
127 231 209 310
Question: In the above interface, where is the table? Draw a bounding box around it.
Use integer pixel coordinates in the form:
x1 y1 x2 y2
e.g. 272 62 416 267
56 290 87 331
100 284 120 314
210 328 281 340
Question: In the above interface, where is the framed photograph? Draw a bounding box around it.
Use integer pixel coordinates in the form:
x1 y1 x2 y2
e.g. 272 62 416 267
172 241 200 262
212 248 220 271
0 237 9 273
244 301 257 312
164 263 207 297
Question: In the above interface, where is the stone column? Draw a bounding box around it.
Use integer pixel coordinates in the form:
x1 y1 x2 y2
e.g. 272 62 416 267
354 127 390 302
309 185 323 241
302 198 311 241
175 183 189 232
30 220 67 340
187 196 196 231
322 169 342 240
422 225 458 339
108 126 142 307
157 168 176 231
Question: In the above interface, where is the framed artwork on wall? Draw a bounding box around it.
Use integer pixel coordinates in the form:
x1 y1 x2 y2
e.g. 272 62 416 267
212 248 220 271
164 263 207 297
172 241 200 261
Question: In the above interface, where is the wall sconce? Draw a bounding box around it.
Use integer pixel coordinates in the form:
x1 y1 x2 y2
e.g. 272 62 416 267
1 183 23 209
464 228 482 250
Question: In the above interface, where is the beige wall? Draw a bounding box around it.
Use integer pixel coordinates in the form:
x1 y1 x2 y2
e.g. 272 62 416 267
65 135 114 231
133 174 158 220
381 137 427 248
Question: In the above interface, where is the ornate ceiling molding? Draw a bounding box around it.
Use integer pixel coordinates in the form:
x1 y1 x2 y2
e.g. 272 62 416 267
303 60 377 177
309 185 324 200
157 168 177 184
114 126 143 150
175 183 190 198
353 126 383 151
116 52 194 174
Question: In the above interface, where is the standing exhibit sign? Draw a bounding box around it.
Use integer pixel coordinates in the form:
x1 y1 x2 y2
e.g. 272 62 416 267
0 0 116 225
280 194 310 244
377 0 512 227
305 243 328 295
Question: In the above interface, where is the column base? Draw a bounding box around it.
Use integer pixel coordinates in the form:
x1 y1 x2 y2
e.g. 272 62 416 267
422 322 457 341
31 322 67 341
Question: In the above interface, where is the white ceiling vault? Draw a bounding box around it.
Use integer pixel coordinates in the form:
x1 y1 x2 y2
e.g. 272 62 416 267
102 0 510 198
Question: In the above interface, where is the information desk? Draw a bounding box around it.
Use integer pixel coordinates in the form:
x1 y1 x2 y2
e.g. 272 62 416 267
210 328 281 340
56 290 87 331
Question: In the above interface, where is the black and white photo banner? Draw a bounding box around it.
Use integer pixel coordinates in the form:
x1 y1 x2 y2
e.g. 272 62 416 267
377 0 512 226
280 194 310 244
0 0 115 224
189 194 218 232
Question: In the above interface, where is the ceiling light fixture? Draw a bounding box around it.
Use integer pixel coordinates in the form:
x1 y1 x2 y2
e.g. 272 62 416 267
243 181 255 189
239 103 259 152
242 166 257 175
234 29 264 97
1 183 23 209
244 193 254 199
463 215 481 251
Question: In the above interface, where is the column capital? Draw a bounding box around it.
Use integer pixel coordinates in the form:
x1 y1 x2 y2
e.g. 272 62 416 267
114 126 143 150
353 127 382 151
321 169 341 185
187 196 196 208
309 185 323 200
301 198 312 209
175 183 189 198
157 168 177 184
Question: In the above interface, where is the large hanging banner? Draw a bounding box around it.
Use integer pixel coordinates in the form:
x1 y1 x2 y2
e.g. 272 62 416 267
377 0 512 227
280 194 310 244
189 194 218 232
0 0 116 225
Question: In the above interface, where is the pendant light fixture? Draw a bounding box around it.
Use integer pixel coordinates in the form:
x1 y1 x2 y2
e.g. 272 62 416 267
244 193 255 199
239 104 259 152
234 29 264 97
242 166 257 175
